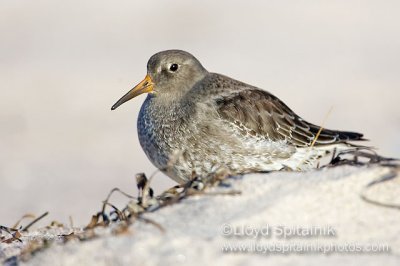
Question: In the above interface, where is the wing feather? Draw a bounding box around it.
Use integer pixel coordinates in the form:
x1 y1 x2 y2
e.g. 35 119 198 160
215 89 363 147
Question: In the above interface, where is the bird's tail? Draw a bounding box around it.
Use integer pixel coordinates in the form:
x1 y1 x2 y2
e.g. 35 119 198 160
308 124 367 145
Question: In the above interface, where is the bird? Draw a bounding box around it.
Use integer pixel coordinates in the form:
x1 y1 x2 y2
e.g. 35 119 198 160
111 50 365 184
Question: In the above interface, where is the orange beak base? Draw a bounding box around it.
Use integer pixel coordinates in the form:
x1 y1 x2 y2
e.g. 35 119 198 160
111 74 154 110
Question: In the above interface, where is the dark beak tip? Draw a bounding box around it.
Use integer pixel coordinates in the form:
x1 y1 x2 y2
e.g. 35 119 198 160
111 102 120 110
111 103 121 110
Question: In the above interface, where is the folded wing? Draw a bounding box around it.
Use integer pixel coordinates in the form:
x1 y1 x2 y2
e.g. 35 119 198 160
215 89 364 147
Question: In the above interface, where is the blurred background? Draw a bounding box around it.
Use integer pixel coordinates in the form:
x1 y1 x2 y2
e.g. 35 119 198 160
1 0 399 226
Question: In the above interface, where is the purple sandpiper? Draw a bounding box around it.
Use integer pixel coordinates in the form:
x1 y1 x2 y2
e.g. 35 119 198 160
112 50 364 183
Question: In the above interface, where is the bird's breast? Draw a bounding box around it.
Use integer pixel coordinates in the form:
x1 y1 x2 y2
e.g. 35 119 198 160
137 96 189 169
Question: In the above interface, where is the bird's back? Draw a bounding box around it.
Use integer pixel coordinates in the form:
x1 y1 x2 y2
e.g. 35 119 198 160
191 73 364 148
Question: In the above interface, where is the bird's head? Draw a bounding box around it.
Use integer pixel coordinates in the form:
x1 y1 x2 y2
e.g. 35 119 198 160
111 50 208 110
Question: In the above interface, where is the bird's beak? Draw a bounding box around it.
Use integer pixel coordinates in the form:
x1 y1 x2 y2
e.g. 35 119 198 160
111 74 154 110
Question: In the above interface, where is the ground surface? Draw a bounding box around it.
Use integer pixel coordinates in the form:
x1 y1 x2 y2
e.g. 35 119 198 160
1 165 399 266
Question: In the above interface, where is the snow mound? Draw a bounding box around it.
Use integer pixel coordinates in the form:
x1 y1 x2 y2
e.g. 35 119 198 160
2 165 399 266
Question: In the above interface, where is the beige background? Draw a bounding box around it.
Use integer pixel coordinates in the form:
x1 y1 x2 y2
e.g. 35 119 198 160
1 0 399 226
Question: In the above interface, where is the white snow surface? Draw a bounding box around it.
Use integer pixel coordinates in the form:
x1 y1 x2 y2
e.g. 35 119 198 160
1 165 399 266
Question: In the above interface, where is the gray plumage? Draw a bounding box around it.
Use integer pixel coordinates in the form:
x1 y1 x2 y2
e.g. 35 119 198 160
112 50 364 183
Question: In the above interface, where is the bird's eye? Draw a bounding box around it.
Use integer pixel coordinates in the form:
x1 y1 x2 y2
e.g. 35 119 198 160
169 63 179 72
